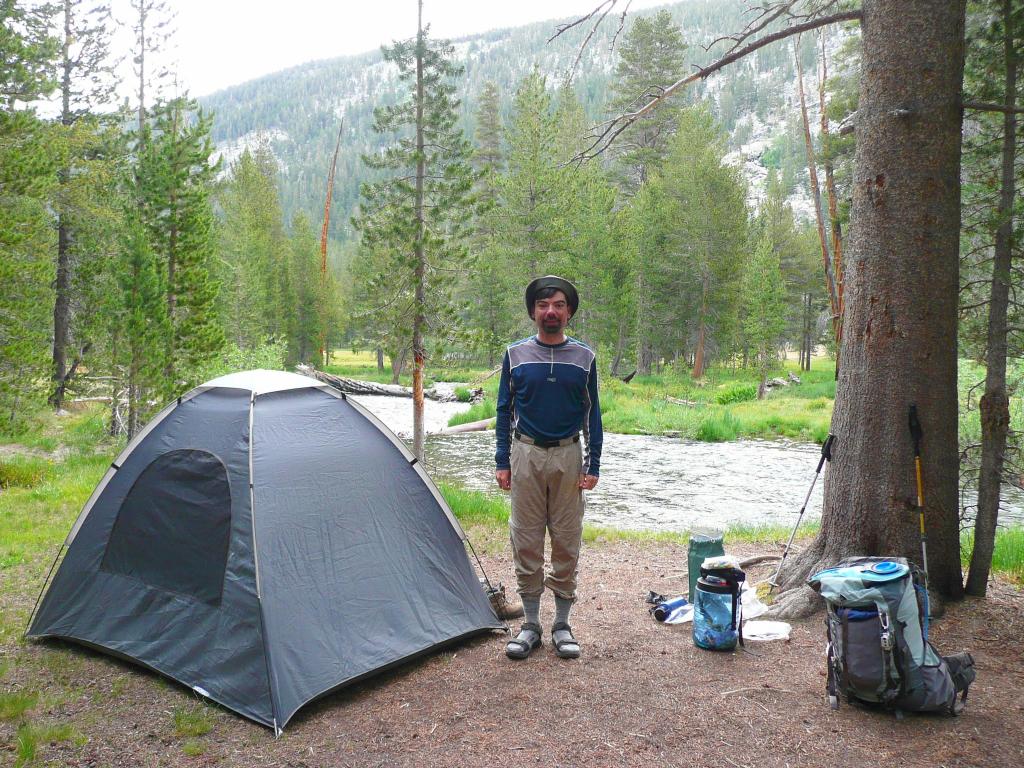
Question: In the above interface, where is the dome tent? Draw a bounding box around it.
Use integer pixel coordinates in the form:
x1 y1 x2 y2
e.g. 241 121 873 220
28 370 501 733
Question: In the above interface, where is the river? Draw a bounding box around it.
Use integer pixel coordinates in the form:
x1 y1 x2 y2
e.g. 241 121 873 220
350 394 1024 532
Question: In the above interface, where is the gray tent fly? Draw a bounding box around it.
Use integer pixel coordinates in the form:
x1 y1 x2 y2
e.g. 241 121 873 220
27 370 502 733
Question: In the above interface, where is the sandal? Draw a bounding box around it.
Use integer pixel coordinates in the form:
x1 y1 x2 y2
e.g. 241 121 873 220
505 622 542 660
551 622 581 659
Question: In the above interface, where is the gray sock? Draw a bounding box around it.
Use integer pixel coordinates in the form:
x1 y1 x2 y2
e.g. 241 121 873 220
554 595 573 627
522 595 541 626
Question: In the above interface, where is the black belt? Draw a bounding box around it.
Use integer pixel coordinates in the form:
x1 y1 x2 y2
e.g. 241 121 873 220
513 430 580 449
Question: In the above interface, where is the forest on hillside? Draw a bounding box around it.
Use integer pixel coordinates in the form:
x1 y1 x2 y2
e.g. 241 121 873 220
199 0 821 250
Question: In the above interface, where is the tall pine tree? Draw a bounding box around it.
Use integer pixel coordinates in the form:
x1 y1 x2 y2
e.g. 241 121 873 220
138 96 223 389
0 0 56 422
354 0 476 460
49 0 119 409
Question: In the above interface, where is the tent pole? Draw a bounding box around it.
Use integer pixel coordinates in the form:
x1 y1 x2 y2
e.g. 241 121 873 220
25 543 65 636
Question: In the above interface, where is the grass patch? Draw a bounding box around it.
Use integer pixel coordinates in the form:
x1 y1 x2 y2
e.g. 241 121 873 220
13 721 81 767
439 481 509 526
696 411 740 442
0 456 52 489
0 451 111 574
173 702 215 737
454 386 473 403
727 520 820 543
182 739 206 757
0 690 37 720
714 382 758 405
447 399 496 427
594 358 835 442
962 526 1024 582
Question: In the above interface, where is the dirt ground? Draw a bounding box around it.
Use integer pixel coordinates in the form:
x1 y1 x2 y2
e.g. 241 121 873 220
2 540 1022 768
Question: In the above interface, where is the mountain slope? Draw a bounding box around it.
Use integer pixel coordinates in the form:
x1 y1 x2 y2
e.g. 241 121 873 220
199 0 825 248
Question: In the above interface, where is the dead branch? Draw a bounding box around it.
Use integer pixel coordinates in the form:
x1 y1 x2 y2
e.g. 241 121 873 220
573 9 863 163
795 33 838 339
705 2 793 56
739 554 782 568
608 0 634 52
549 0 619 79
548 0 616 42
963 100 1024 115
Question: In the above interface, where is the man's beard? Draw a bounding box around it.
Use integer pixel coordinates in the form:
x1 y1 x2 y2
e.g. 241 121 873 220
542 318 563 333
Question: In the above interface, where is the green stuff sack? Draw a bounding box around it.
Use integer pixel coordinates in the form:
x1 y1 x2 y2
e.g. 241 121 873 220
687 532 724 602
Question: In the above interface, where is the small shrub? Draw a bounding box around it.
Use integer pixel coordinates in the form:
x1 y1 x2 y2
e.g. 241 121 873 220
714 383 758 405
0 457 51 489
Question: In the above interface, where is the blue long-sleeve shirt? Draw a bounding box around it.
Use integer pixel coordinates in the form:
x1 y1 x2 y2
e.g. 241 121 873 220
495 335 603 476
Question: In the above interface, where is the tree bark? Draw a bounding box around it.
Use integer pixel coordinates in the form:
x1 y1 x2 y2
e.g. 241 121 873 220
635 271 653 376
390 346 408 385
692 273 709 379
411 0 427 462
966 0 1016 597
774 0 967 611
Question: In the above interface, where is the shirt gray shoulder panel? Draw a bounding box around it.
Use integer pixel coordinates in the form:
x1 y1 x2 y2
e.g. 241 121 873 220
508 337 595 371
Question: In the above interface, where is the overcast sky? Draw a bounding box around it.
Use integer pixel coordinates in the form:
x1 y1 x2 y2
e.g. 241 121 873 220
107 0 669 97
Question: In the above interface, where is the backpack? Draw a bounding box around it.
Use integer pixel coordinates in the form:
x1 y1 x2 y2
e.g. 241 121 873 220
808 556 975 717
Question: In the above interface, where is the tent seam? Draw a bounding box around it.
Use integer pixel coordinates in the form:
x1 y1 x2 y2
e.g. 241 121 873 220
249 391 282 736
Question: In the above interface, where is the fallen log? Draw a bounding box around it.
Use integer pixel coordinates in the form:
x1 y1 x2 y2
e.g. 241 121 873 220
297 365 456 401
667 396 700 407
435 417 496 435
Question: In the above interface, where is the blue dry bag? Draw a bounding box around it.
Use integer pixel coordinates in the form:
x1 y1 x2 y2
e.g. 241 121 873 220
692 567 745 651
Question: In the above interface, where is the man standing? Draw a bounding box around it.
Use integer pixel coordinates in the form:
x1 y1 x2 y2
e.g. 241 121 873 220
495 275 602 660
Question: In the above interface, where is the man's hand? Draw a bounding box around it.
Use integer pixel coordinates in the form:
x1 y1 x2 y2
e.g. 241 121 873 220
578 474 598 491
495 469 511 491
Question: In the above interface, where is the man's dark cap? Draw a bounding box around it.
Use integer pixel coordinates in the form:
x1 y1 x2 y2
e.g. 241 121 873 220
525 275 579 316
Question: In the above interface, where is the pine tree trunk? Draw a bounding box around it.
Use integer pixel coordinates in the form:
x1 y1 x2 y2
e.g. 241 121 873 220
692 274 709 379
774 0 967 611
390 347 408 385
377 347 385 372
51 1 74 411
636 271 652 376
610 318 628 377
51 218 71 409
966 0 1016 597
411 0 427 463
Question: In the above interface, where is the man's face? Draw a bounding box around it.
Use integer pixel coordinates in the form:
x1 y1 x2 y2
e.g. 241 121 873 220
533 290 571 335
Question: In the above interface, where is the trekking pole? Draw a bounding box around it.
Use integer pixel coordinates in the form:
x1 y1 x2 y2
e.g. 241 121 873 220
908 405 929 584
769 433 836 594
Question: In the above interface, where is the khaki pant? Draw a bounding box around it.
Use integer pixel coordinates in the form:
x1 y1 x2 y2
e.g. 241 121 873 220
509 438 585 601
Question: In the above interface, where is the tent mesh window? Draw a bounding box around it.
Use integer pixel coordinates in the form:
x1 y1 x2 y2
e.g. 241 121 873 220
100 449 232 605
